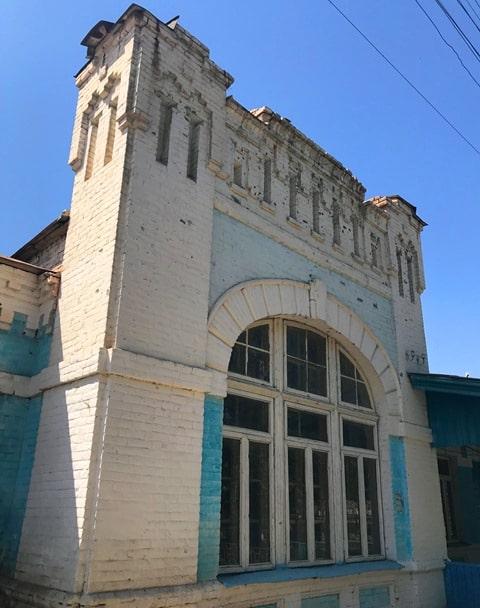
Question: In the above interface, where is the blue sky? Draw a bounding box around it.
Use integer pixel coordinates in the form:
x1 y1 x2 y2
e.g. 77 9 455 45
2 1 479 376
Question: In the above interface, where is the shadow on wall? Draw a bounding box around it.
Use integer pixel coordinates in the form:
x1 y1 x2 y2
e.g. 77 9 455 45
0 394 42 574
12 379 83 591
0 296 82 593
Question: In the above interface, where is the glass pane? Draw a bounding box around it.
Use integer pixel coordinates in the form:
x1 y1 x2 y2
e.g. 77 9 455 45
343 420 375 450
248 325 269 350
229 343 246 375
288 447 308 561
313 451 330 560
345 455 362 556
247 348 270 382
307 331 326 366
287 326 306 359
237 330 247 344
223 394 269 432
357 381 371 409
287 408 328 442
339 351 355 378
308 363 327 396
249 442 270 564
438 458 450 476
287 357 307 391
220 438 241 565
341 376 357 404
364 458 381 555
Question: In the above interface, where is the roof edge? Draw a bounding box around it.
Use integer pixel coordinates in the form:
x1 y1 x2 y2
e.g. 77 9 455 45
13 211 70 261
409 372 480 398
0 255 60 277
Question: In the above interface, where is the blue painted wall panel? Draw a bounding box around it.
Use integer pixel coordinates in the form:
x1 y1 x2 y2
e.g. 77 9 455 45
389 436 413 562
426 392 480 447
445 562 480 608
0 394 42 574
359 586 391 608
211 211 398 367
0 312 52 376
197 394 224 581
301 594 339 608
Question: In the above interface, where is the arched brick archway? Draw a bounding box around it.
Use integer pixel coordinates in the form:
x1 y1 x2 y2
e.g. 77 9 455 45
206 278 402 415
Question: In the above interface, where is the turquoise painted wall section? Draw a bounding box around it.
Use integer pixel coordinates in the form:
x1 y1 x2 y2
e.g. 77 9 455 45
389 436 413 562
301 595 339 608
197 394 224 581
0 312 52 376
210 211 398 367
426 392 480 447
359 586 391 608
457 466 480 544
0 394 42 575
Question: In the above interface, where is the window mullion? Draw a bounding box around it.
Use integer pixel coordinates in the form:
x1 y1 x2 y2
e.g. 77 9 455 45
328 337 338 403
332 412 344 562
358 456 368 557
241 437 249 568
274 396 285 566
305 446 315 562
274 319 286 566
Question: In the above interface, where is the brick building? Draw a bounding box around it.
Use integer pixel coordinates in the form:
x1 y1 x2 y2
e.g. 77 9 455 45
1 4 478 607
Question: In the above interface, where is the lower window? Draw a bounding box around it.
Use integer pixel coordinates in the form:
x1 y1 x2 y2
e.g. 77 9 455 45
220 395 272 568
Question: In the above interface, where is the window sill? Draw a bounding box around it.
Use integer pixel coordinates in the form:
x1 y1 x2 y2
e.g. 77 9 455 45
218 560 403 587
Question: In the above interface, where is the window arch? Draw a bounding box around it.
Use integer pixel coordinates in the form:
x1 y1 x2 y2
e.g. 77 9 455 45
220 318 383 572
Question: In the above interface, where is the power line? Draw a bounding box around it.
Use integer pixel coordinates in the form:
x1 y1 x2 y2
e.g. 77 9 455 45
325 0 480 158
457 0 480 35
414 0 480 90
465 0 480 26
434 0 480 63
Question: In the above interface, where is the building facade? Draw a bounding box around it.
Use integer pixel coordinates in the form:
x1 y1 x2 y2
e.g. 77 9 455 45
0 4 459 607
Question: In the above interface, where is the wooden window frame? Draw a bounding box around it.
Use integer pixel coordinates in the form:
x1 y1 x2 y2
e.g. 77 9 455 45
220 319 385 573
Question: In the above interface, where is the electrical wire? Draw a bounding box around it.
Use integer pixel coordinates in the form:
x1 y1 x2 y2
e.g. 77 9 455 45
433 0 480 62
414 0 480 89
465 0 480 27
457 0 480 35
325 0 480 157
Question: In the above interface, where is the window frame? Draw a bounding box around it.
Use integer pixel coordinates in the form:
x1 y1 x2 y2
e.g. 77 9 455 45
220 319 385 574
228 320 273 387
221 388 275 573
284 400 335 566
283 321 330 403
336 346 374 411
341 415 384 562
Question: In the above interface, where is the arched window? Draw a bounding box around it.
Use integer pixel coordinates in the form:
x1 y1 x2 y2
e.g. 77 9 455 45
220 319 383 572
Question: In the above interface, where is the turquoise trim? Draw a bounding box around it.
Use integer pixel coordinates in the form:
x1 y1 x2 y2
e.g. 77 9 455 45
0 394 42 574
0 312 52 376
359 586 391 608
197 394 224 581
389 436 413 562
218 560 403 587
409 372 480 397
301 595 339 608
210 211 398 367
